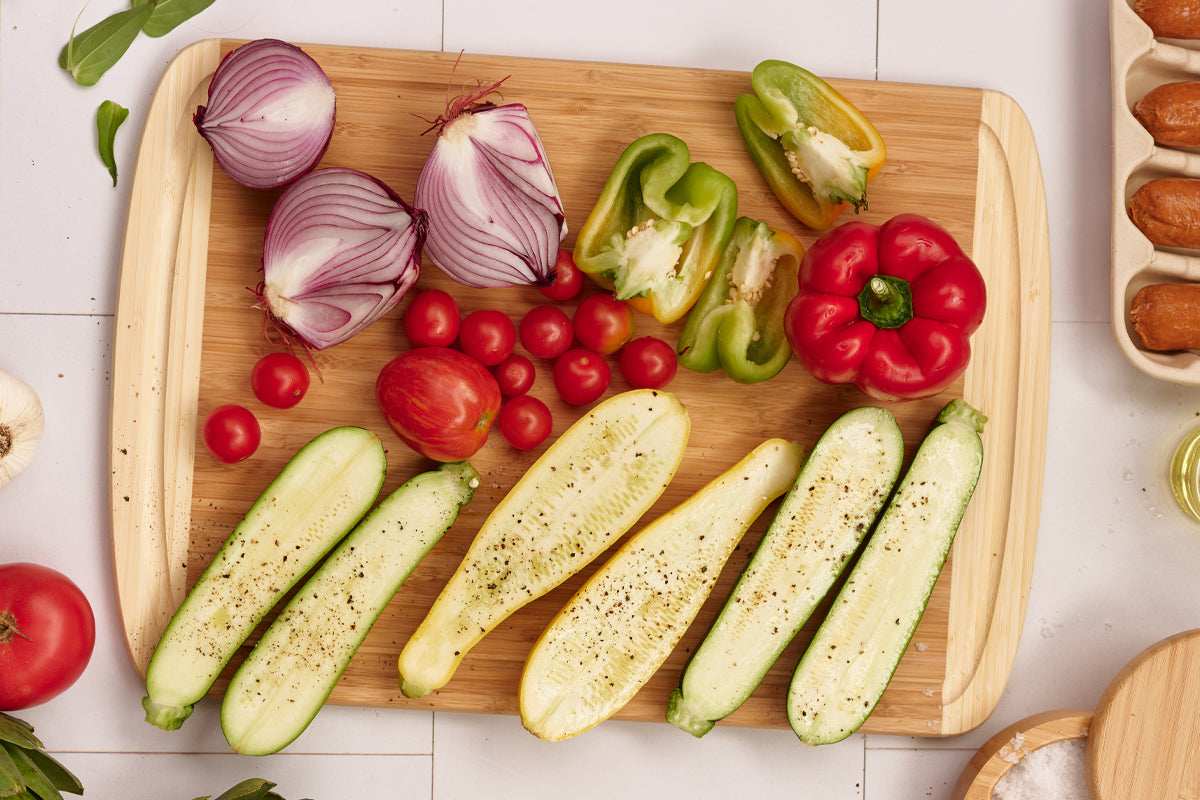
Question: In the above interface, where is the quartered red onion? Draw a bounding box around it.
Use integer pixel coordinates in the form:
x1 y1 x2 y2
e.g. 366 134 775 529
258 167 427 350
195 39 336 190
415 84 567 288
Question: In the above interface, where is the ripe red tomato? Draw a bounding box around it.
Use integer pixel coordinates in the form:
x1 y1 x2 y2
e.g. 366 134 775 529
459 309 516 366
202 404 261 463
619 336 678 389
250 352 310 409
538 248 584 302
553 348 611 406
497 395 553 450
493 353 536 397
0 563 95 711
376 346 502 461
573 293 635 355
519 305 574 359
404 289 461 347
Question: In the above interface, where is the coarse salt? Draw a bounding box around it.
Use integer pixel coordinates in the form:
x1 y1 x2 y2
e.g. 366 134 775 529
992 737 1089 800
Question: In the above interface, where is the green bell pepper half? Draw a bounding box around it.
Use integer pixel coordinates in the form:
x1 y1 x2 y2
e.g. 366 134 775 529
573 132 738 324
735 59 886 231
676 216 803 384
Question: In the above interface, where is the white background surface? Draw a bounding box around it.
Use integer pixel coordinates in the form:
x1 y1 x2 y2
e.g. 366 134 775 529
3 1 1198 798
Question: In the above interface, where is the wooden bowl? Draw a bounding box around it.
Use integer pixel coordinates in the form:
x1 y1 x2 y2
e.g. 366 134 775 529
950 709 1093 800
1087 628 1200 800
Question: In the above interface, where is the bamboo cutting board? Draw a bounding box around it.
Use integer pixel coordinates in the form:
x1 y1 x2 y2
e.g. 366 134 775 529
110 39 1050 738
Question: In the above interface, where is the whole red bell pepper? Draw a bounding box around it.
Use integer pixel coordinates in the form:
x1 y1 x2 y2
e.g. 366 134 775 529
783 213 986 402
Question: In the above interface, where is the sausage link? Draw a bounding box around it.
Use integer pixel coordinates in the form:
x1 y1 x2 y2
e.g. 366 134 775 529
1129 177 1200 249
1134 81 1200 147
1135 0 1200 39
1130 283 1200 350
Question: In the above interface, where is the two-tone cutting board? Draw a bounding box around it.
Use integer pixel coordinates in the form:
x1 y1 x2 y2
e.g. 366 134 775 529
110 40 1050 737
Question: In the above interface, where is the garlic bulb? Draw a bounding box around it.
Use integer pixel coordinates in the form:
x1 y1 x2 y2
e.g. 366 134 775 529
0 368 44 487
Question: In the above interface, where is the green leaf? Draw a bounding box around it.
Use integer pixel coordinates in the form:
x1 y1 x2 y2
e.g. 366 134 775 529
209 779 278 800
24 750 83 795
132 0 217 37
59 4 155 87
0 743 24 796
96 100 130 186
4 745 62 800
0 716 42 753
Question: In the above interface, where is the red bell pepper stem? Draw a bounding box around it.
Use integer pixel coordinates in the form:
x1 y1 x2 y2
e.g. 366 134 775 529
856 274 913 330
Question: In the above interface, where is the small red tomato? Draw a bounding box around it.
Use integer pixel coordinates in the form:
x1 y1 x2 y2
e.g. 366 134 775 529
404 289 461 347
519 305 575 359
376 346 502 461
0 562 95 711
497 395 553 450
459 309 516 366
553 348 611 406
202 404 261 463
538 248 584 302
250 351 310 409
573 293 635 355
493 353 536 397
619 336 678 389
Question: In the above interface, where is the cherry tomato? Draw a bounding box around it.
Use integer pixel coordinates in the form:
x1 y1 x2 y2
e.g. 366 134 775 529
458 309 516 366
493 353 536 397
0 563 95 711
538 248 584 302
573 293 635 355
519 305 575 359
553 348 611 406
497 395 553 450
376 346 502 461
250 351 310 409
202 404 261 463
404 289 461 347
619 336 678 389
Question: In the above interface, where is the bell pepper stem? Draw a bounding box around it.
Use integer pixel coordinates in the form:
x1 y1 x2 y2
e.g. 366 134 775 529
856 274 913 329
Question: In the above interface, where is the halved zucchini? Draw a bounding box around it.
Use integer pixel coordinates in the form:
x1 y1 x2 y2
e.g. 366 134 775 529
667 406 904 737
142 426 386 731
786 399 986 745
397 389 691 699
520 438 803 742
222 461 479 755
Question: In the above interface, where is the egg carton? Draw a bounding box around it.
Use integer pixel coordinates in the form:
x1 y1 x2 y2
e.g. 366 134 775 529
1112 0 1200 382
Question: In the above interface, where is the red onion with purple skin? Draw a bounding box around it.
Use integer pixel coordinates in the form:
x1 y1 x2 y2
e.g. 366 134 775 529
258 167 427 350
195 39 336 190
415 79 567 288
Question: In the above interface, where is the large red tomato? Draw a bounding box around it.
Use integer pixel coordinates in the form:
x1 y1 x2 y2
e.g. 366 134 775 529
376 347 502 461
0 563 96 711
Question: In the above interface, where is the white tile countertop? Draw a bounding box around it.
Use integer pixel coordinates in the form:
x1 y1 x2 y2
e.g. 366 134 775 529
3 1 1199 798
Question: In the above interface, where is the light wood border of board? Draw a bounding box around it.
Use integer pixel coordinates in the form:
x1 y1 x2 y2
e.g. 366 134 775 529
109 39 1051 737
941 90 1051 736
950 709 1093 799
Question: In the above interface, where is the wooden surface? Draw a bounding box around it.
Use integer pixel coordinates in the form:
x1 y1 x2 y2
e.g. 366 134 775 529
1088 629 1200 799
950 709 1093 800
110 40 1051 737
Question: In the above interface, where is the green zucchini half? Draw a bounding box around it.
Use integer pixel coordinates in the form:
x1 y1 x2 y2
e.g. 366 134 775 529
787 399 986 745
667 406 904 737
222 461 478 755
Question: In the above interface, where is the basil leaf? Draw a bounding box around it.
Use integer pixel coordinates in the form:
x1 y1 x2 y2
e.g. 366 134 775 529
97 100 130 186
133 0 217 37
25 749 84 794
59 4 155 87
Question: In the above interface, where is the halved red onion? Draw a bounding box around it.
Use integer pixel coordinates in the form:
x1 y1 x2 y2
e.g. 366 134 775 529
259 167 427 350
415 98 567 288
195 39 336 190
